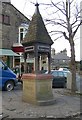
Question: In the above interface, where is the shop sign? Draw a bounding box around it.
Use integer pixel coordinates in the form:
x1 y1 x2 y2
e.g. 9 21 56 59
38 45 50 52
25 46 34 52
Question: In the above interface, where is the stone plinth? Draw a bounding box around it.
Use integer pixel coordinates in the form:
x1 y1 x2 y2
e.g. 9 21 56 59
67 72 72 89
22 73 55 105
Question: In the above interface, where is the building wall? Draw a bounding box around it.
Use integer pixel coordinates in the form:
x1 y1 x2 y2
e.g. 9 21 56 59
2 2 29 49
0 1 2 48
51 50 70 69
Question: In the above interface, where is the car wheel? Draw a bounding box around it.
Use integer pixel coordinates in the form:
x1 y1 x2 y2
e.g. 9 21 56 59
4 81 14 91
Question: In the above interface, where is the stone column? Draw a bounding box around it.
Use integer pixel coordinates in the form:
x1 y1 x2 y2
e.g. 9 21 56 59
34 51 39 73
24 53 27 73
39 55 42 71
48 53 51 73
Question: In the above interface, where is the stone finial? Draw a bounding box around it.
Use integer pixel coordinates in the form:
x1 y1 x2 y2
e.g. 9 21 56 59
35 2 39 14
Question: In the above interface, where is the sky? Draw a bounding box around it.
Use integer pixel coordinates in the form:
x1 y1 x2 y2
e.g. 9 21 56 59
11 0 81 61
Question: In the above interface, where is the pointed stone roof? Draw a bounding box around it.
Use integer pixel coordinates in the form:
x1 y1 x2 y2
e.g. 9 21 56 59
23 3 53 45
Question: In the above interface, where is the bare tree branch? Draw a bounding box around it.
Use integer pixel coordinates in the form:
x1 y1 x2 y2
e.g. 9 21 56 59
45 19 67 29
53 35 63 41
63 32 69 40
44 0 81 93
51 0 66 16
49 30 63 34
73 20 82 38
70 0 75 4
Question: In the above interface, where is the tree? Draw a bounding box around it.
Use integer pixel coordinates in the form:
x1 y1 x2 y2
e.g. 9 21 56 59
45 0 82 93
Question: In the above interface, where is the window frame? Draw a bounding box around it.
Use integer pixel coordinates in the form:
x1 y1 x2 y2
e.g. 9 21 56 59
2 14 10 25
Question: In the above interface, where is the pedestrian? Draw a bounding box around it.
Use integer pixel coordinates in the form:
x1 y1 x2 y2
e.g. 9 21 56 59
21 64 24 75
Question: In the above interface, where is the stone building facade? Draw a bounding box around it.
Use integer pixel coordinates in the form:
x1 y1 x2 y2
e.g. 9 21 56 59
0 1 2 48
51 48 70 69
1 1 29 49
0 0 30 67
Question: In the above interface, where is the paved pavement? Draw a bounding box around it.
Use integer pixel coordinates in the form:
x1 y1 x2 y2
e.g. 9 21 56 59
1 83 81 119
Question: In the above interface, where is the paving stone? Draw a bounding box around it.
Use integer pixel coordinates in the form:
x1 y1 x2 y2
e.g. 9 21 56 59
2 87 81 119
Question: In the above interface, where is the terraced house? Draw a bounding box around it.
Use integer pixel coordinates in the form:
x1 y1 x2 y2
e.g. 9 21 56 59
0 0 30 68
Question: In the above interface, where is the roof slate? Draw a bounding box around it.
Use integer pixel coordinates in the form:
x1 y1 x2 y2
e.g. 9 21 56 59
23 4 53 45
53 53 70 60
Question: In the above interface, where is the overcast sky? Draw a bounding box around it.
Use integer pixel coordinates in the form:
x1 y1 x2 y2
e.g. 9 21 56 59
11 0 81 61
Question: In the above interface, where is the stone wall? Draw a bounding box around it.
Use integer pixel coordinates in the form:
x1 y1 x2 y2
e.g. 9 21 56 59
2 2 29 49
0 1 2 48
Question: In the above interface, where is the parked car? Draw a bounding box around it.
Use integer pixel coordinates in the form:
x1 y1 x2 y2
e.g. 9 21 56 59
59 67 71 78
59 67 70 72
0 60 18 91
50 70 67 88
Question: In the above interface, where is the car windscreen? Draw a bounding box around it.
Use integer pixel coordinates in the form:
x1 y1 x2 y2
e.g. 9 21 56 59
50 71 58 76
58 71 64 77
50 71 64 77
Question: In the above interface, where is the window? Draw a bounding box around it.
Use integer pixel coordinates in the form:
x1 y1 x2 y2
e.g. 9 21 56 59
18 24 29 43
19 28 24 42
2 14 10 25
19 27 28 42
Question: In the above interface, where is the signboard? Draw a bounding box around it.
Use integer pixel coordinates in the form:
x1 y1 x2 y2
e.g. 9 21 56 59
25 46 34 52
38 45 50 52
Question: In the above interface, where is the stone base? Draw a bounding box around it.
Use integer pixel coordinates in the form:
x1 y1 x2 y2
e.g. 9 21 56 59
22 73 55 105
